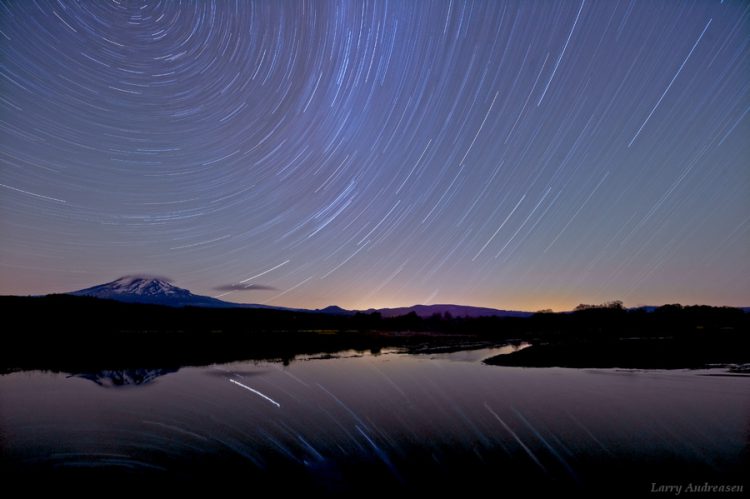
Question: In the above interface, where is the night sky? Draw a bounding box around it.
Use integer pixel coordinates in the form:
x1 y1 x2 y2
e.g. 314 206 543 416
0 0 748 311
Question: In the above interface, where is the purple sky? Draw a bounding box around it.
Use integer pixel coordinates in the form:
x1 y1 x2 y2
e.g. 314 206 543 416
0 1 748 310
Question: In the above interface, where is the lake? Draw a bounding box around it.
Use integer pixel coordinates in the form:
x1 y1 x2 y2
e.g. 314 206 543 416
1 346 747 495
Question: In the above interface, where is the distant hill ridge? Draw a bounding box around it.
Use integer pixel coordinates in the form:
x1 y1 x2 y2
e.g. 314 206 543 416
363 304 532 318
67 275 533 317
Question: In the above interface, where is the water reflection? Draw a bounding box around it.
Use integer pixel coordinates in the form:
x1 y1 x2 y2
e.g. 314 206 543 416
68 367 179 387
0 347 747 494
421 341 530 361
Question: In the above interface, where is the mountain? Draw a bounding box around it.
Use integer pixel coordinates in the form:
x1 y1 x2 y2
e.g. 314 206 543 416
366 304 532 318
69 275 260 308
67 276 533 317
69 368 178 388
312 303 532 318
315 305 356 315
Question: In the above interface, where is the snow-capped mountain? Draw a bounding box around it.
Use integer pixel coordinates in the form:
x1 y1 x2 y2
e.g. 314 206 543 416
69 275 246 308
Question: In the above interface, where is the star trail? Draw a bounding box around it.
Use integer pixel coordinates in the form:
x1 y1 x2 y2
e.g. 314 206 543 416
0 0 748 311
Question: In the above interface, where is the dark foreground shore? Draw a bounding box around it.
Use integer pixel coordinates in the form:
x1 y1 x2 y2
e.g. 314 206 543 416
1 296 748 497
1 295 748 371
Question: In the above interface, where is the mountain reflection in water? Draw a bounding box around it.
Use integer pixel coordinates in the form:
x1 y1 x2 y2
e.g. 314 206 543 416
1 346 747 496
68 368 179 387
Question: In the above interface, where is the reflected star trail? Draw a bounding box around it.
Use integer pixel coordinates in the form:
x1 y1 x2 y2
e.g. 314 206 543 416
0 0 748 310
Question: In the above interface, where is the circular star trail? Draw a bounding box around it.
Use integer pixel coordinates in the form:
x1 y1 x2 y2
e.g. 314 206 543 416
1 0 748 310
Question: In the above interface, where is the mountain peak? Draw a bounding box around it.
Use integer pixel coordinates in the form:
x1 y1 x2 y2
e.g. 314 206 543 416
105 275 183 297
67 275 285 309
69 275 218 306
112 274 171 285
73 275 189 299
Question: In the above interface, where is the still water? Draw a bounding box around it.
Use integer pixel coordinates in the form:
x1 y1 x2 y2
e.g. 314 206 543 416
1 347 747 495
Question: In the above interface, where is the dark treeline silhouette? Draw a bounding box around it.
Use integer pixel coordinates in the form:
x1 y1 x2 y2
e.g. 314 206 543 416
1 295 747 371
486 302 749 368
